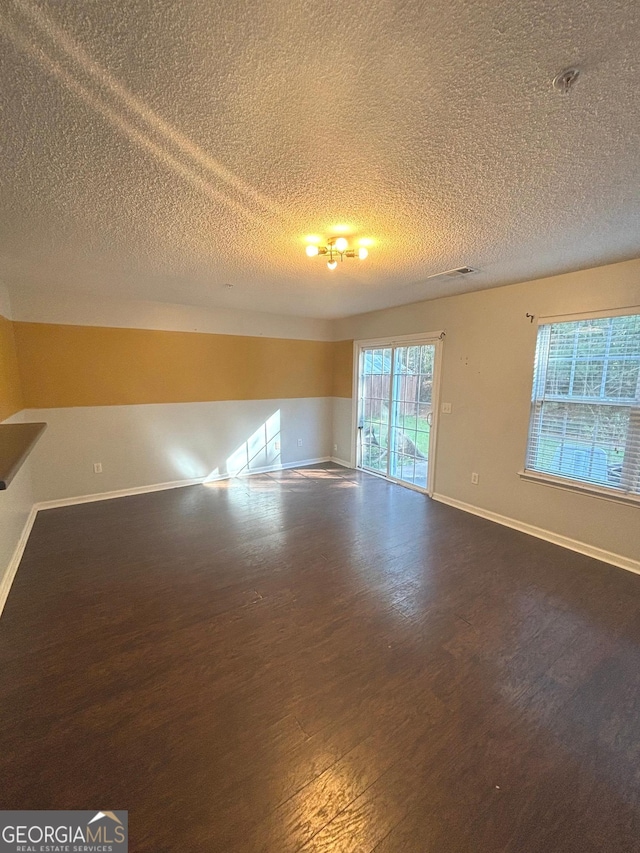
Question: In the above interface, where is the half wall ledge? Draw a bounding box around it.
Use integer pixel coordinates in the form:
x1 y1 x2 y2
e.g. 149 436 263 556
0 422 47 490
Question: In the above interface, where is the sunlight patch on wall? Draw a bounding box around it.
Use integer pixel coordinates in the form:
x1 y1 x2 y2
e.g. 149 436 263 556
204 410 281 482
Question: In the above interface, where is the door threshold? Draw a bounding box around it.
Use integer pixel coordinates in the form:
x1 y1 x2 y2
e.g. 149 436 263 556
357 466 432 497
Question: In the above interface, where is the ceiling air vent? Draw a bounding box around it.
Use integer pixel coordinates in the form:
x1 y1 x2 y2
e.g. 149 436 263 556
424 266 477 283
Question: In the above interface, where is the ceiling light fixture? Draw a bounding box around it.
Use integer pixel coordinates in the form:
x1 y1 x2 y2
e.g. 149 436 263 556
305 236 371 270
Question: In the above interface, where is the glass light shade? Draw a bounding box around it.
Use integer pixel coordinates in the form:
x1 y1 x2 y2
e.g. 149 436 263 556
305 244 319 257
327 260 338 270
358 247 369 259
335 237 349 253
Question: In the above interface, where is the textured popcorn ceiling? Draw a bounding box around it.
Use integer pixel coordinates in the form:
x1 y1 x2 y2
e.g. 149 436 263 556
0 0 639 319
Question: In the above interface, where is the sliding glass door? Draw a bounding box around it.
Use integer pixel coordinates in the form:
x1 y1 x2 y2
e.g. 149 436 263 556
359 347 393 475
357 337 441 493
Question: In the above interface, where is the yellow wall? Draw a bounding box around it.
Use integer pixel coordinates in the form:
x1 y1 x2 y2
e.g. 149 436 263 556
332 340 354 398
13 322 352 408
0 313 24 421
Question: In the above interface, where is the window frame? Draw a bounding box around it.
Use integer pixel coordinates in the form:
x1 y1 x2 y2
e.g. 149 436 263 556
519 307 640 507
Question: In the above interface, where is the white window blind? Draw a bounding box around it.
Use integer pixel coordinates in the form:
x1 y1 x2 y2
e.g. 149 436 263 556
526 313 640 497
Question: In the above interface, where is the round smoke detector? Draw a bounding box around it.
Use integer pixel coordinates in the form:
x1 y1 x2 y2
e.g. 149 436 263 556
553 67 580 94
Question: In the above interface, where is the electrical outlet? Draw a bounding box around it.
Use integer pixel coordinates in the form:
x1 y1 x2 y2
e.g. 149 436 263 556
471 472 479 485
442 402 452 414
93 462 103 474
274 440 280 451
333 443 338 452
297 438 303 447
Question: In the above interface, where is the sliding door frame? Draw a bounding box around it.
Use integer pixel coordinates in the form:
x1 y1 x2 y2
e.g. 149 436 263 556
351 331 445 496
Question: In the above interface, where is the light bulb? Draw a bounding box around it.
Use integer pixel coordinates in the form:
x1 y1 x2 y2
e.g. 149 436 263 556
305 244 319 257
335 237 348 253
358 247 369 260
327 260 338 270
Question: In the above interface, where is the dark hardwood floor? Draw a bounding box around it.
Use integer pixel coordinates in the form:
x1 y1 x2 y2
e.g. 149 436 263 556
1 463 639 851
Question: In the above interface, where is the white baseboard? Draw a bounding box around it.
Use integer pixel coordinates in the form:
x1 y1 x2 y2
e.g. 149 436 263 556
35 457 334 510
432 493 640 576
36 476 206 510
330 457 351 468
203 456 331 483
0 505 39 618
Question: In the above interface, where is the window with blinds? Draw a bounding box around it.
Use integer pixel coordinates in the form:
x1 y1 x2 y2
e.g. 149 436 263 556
526 313 640 498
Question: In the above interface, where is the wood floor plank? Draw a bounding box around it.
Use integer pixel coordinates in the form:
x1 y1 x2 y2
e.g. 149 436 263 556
1 464 639 851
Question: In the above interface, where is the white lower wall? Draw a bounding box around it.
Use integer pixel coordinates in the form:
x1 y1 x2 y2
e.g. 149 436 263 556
0 411 36 612
0 284 35 605
25 397 333 503
332 397 354 465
